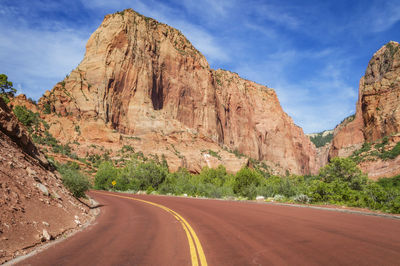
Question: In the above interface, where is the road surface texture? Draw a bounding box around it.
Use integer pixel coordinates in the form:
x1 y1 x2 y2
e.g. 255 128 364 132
17 190 400 265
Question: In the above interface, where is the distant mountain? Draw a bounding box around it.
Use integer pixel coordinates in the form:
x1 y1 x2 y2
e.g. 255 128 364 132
307 130 334 148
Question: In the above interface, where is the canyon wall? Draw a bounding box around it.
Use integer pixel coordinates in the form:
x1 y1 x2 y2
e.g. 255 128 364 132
39 9 318 175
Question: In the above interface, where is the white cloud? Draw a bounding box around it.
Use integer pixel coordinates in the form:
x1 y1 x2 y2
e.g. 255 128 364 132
79 0 230 63
368 0 400 32
0 23 87 99
233 48 358 133
255 3 300 30
179 0 235 19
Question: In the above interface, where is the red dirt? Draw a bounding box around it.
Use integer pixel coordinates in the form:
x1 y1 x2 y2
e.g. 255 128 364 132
0 128 93 264
16 191 400 265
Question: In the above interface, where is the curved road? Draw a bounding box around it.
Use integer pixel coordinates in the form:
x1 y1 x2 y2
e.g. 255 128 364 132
18 191 400 265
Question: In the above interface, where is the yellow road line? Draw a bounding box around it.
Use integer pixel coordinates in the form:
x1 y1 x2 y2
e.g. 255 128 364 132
92 191 208 266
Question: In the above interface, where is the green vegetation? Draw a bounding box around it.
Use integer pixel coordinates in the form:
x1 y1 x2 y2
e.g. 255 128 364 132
309 131 334 148
95 158 168 192
11 104 77 159
380 142 400 160
386 42 399 58
93 155 400 213
43 103 52 114
13 105 39 128
350 137 400 163
74 125 81 135
0 74 16 98
1 93 10 104
56 162 91 198
202 149 221 160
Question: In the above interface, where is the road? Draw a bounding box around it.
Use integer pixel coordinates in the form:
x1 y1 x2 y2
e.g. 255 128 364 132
18 190 400 265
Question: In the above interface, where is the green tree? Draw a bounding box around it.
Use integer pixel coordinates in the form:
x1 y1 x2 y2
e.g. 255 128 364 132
233 167 262 198
0 74 16 97
132 161 168 190
319 157 367 190
95 161 118 190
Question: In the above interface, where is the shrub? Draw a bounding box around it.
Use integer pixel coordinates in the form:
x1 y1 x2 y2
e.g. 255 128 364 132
131 161 168 190
273 194 284 201
57 163 91 198
1 94 10 104
380 142 400 160
42 103 51 114
202 149 221 160
95 161 118 190
13 105 39 127
319 157 367 186
158 168 194 195
233 167 262 198
377 175 400 189
198 165 229 186
294 194 310 204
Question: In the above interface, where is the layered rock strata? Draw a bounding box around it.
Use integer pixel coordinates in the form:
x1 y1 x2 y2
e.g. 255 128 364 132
330 41 400 178
39 9 318 175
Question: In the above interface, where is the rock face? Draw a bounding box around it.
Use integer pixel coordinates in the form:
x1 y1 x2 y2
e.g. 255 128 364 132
8 94 39 113
39 9 318 175
0 97 48 167
362 41 400 141
330 41 400 178
0 97 94 264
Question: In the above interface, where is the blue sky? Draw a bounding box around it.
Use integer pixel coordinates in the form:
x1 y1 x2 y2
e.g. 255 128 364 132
1 0 400 133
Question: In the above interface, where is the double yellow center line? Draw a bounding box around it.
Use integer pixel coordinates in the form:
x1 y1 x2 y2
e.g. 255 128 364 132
93 191 208 266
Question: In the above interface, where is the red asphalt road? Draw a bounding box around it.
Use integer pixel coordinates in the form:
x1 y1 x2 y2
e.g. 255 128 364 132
18 190 400 266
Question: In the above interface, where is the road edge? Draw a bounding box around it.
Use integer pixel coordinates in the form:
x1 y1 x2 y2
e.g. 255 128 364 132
3 206 101 266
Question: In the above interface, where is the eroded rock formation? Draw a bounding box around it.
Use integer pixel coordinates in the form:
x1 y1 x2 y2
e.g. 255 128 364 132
38 9 318 175
330 41 400 178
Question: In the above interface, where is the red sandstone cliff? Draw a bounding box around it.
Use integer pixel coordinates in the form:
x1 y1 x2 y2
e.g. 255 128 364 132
330 41 400 179
38 9 318 175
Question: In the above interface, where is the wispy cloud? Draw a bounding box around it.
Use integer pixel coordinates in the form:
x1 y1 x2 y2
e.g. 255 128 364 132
366 0 400 32
81 0 230 63
0 19 87 99
255 3 300 30
0 0 398 133
233 47 358 133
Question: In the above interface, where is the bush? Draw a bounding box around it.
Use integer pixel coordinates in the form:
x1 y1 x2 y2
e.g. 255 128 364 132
95 161 118 190
13 105 39 127
1 94 10 104
57 163 91 198
294 194 310 204
90 149 400 213
380 142 400 160
273 194 284 201
377 175 400 189
233 167 262 198
198 165 229 186
43 103 52 114
132 161 168 190
319 157 367 187
158 168 194 195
